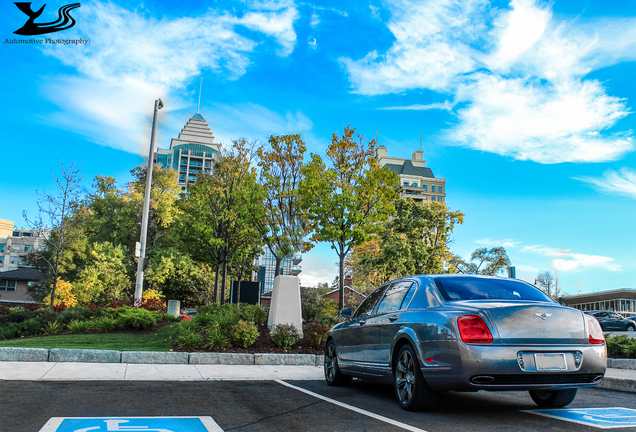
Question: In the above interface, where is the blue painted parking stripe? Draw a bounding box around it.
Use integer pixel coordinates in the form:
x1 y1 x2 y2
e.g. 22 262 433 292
522 407 636 429
38 416 223 432
276 380 429 432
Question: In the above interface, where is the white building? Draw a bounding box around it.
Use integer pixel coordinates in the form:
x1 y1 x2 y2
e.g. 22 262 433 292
377 146 447 204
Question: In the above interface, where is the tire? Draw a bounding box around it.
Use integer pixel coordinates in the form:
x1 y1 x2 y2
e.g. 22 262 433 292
529 388 578 408
627 325 635 332
394 344 437 411
324 340 352 386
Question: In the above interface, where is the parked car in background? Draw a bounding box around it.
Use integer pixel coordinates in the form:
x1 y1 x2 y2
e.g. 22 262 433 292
325 275 607 411
584 311 636 332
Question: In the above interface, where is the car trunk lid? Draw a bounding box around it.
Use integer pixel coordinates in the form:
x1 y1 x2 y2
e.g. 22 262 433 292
459 302 586 344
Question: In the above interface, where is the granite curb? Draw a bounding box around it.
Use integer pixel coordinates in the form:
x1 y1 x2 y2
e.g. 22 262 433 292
0 347 325 366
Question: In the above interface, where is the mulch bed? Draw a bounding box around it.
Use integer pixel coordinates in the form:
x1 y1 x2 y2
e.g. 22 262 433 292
172 324 322 355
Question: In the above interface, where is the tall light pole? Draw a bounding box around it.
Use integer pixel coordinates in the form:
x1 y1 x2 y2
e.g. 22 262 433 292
134 98 164 305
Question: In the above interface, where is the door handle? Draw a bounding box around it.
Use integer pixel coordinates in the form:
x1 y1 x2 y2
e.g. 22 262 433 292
389 315 399 322
358 320 367 325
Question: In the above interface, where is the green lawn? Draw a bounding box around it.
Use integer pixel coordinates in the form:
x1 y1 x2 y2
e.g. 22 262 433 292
0 324 179 351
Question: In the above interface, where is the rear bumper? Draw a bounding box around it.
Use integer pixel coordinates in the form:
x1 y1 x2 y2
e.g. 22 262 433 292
421 343 607 392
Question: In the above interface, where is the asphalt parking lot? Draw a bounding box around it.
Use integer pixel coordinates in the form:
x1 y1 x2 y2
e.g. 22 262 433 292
3 379 636 432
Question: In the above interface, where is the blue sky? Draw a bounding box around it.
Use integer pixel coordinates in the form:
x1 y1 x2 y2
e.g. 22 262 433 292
2 0 635 295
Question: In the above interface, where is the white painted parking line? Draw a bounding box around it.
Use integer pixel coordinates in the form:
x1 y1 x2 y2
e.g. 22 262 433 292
276 380 429 432
38 416 223 432
523 407 636 429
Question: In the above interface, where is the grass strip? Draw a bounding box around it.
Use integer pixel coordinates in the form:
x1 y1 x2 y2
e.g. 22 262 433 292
0 324 178 352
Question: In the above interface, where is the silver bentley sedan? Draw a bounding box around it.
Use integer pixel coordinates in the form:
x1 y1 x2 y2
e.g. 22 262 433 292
324 274 607 411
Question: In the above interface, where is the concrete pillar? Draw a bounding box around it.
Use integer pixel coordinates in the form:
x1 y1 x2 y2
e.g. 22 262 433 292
167 300 181 318
267 275 303 337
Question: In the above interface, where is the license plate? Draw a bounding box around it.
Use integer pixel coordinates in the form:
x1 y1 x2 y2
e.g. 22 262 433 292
535 353 567 371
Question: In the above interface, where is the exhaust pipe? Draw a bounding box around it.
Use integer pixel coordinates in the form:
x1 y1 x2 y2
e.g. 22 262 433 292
593 375 604 383
471 376 495 384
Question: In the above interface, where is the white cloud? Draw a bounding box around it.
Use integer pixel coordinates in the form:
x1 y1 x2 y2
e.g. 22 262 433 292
39 1 299 155
450 75 632 163
522 245 621 272
342 0 636 163
209 102 314 145
474 238 521 248
576 168 636 199
380 101 453 111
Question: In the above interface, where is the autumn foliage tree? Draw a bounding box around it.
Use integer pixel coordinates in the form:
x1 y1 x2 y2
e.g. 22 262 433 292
253 134 311 277
300 125 399 310
356 198 464 283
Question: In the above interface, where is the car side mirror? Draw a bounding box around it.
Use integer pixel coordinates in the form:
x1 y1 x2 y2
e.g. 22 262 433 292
339 308 353 321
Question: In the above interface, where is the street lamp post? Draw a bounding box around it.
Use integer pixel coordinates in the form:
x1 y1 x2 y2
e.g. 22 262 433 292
134 98 163 305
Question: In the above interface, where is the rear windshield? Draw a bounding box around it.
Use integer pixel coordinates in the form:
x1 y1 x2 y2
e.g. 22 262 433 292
434 277 553 302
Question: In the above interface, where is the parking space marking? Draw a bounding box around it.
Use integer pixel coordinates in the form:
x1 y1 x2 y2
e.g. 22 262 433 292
522 407 636 429
276 380 428 432
38 416 223 432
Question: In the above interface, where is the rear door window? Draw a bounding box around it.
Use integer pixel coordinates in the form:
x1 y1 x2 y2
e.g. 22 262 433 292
376 282 414 314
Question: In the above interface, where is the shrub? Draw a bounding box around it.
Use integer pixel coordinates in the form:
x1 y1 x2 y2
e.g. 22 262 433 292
2 307 32 324
67 319 92 333
231 320 259 348
33 308 59 326
193 312 217 327
0 323 20 339
162 313 182 322
239 304 268 327
206 324 230 349
607 335 636 358
19 318 42 336
89 317 117 332
176 330 204 351
116 307 158 331
303 322 329 351
271 324 300 350
58 306 94 324
42 320 63 335
177 320 198 335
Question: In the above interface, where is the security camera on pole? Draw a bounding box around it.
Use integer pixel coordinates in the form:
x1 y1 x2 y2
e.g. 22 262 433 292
134 98 163 306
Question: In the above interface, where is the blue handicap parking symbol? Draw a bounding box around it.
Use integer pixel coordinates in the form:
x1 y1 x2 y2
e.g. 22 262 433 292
39 417 223 432
523 407 636 429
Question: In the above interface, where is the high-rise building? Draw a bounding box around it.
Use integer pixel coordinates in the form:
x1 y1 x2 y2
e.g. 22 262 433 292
255 248 302 294
155 113 221 191
377 146 446 204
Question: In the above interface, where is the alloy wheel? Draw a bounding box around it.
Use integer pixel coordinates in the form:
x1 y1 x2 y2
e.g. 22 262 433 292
396 349 416 405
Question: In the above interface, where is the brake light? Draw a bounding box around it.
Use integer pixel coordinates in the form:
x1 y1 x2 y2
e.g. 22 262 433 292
458 315 493 343
587 315 605 344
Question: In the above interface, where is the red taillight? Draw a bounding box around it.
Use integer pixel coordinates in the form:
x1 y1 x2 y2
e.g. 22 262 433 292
587 315 605 344
457 315 493 343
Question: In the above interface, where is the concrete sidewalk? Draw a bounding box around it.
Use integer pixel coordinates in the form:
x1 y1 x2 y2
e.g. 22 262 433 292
0 361 325 381
0 361 634 393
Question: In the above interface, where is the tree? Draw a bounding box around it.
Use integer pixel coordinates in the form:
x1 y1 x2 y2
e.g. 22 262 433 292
24 161 85 306
145 249 215 306
357 199 464 282
75 242 131 304
452 247 511 275
300 125 399 310
179 139 265 304
535 271 561 299
253 134 311 277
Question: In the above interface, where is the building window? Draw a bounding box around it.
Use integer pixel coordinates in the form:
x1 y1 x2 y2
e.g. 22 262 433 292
411 182 418 187
0 279 16 292
423 185 427 192
437 185 443 193
403 181 409 186
0 243 5 253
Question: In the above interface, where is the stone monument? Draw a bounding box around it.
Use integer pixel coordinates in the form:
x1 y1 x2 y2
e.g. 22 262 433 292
267 275 303 337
